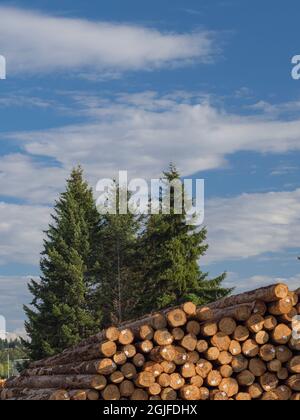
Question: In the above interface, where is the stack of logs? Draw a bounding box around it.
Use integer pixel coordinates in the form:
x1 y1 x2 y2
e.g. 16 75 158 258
1 283 300 401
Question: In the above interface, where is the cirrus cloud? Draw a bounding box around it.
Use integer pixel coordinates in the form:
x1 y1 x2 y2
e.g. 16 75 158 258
0 6 215 76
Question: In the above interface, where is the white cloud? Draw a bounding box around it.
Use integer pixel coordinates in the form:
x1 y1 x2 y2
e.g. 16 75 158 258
224 273 300 294
0 7 214 75
0 203 50 265
0 276 33 336
0 154 67 204
4 92 300 186
205 189 300 264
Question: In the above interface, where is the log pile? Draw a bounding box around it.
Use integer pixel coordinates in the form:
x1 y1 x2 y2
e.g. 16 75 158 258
1 283 300 401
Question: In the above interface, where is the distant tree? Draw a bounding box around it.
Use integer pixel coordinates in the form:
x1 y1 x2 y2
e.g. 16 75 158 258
135 164 231 314
92 184 142 326
23 167 102 361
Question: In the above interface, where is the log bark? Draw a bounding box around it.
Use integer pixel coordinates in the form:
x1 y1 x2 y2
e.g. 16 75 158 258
6 374 107 391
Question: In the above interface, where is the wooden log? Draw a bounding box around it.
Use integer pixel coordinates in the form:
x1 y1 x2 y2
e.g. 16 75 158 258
105 327 120 342
242 339 259 358
23 358 117 377
172 328 185 341
275 385 292 401
180 385 200 400
219 365 233 378
217 351 233 366
189 375 204 388
181 363 196 379
208 284 288 310
187 351 200 364
264 315 278 331
122 344 137 358
231 355 248 373
118 329 134 345
235 393 251 401
205 347 220 362
169 373 185 390
255 331 269 345
1 388 70 401
161 361 176 374
211 333 231 352
110 371 124 384
186 320 201 336
260 372 279 392
260 344 276 362
182 302 197 317
113 352 127 366
137 340 153 354
267 360 282 373
253 301 267 316
233 326 250 342
161 387 177 400
248 383 263 399
196 340 209 353
219 378 239 398
131 389 148 400
249 359 267 377
167 309 187 327
102 384 120 400
158 373 171 388
29 341 117 369
6 374 107 390
173 346 188 365
149 383 161 396
288 356 300 374
237 370 255 387
276 346 293 363
120 363 137 380
119 380 135 397
199 387 210 400
206 370 222 387
154 330 173 346
132 353 145 368
219 318 237 335
211 390 229 401
180 334 197 352
272 324 292 344
201 321 218 337
139 325 154 341
229 340 242 356
196 359 213 379
136 372 155 388
277 367 289 381
287 375 300 392
268 297 293 316
246 314 265 333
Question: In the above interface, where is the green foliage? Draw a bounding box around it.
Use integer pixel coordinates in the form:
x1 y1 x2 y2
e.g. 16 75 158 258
91 185 142 326
24 164 232 361
135 164 231 314
24 167 102 361
0 339 27 379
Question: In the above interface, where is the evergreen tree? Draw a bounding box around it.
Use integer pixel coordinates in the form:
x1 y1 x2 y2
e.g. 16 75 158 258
92 184 142 327
24 167 102 361
136 165 231 314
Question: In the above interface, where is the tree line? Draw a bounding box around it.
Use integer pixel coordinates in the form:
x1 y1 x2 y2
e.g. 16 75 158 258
24 165 231 361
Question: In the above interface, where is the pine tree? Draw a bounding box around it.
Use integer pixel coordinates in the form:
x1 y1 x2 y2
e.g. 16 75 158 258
92 184 142 327
136 165 231 314
24 167 102 361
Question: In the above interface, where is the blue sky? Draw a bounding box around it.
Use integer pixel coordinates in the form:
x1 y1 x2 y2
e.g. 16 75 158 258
1 0 300 335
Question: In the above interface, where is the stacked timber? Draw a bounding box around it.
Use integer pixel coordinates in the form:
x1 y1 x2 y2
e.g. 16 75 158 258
1 283 300 401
